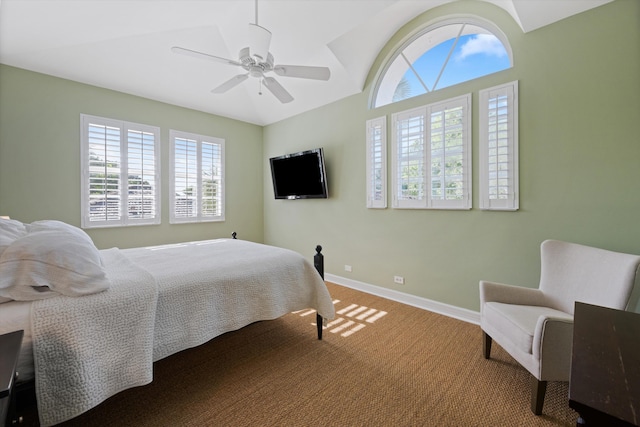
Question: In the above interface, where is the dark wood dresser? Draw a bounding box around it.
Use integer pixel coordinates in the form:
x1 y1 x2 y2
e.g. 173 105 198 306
569 302 639 426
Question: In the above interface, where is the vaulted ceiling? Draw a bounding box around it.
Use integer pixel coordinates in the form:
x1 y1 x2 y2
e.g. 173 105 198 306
0 0 612 125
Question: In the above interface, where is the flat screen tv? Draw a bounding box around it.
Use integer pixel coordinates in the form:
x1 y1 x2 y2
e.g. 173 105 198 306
269 148 328 199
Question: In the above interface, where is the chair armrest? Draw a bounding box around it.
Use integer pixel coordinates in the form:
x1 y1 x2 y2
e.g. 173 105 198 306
479 280 546 307
532 315 574 380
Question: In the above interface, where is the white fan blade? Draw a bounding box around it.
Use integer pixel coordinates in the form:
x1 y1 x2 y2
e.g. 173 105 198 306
248 23 272 62
273 65 330 81
212 74 249 94
171 46 242 67
262 77 294 103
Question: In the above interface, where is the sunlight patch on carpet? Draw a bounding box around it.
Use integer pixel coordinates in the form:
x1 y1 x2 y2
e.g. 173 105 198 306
295 299 388 337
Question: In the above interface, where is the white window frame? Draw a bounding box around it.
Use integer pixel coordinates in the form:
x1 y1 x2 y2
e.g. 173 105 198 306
80 114 161 229
170 130 225 224
479 81 519 210
366 117 387 208
391 94 471 210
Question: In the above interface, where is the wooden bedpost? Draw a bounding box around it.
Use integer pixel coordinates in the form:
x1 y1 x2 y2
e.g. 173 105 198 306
314 245 324 340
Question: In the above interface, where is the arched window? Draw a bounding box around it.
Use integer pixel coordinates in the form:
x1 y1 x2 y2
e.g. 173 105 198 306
372 18 512 108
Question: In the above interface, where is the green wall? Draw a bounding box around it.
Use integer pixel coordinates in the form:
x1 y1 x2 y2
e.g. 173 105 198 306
0 65 264 248
1 0 638 313
263 0 640 311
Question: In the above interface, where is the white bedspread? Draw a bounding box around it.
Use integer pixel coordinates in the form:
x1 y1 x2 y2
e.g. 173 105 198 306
122 239 335 361
32 248 158 427
30 239 334 426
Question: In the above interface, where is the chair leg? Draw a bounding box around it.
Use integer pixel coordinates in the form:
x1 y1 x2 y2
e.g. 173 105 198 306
531 378 547 415
482 332 492 359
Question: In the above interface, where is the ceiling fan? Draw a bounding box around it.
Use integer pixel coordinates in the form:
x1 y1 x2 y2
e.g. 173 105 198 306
171 0 330 103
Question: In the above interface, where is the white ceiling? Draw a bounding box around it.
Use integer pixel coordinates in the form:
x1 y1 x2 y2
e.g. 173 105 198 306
0 0 612 126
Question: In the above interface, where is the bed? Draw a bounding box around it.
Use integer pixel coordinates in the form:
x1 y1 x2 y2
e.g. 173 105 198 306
0 219 335 426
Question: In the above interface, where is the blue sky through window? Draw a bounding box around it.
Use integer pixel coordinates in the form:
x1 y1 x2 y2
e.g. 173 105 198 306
398 34 510 100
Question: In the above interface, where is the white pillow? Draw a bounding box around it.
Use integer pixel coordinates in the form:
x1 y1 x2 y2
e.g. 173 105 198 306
0 218 28 303
0 220 110 301
0 218 28 255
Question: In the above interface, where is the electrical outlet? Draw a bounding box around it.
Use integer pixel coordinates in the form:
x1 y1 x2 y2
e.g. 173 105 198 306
344 265 352 272
394 275 404 285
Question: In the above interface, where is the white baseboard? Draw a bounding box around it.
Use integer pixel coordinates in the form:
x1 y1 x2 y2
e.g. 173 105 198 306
324 273 481 325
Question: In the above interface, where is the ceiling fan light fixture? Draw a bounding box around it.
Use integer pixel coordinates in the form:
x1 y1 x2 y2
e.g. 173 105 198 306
248 23 272 62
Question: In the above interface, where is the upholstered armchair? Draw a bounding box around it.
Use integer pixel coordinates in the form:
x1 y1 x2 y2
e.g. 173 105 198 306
479 239 640 415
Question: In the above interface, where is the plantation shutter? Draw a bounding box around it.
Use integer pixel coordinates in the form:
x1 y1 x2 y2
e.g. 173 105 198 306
366 117 387 208
426 94 471 209
479 81 519 210
170 130 225 223
172 136 199 219
391 94 471 210
86 120 122 223
127 128 158 220
392 106 427 208
201 141 224 218
81 114 160 228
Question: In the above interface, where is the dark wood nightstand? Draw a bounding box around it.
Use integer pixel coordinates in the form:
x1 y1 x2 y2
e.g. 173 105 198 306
1 330 23 427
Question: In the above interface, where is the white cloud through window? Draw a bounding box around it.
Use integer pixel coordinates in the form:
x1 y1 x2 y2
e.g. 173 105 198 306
457 34 506 61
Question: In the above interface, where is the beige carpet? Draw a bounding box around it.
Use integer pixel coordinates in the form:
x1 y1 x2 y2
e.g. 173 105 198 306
22 282 577 426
